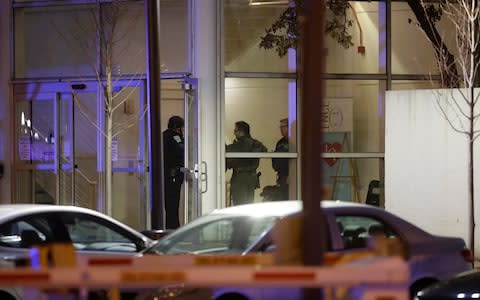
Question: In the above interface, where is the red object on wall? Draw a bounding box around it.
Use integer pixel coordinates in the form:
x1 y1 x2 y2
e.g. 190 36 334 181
323 142 342 166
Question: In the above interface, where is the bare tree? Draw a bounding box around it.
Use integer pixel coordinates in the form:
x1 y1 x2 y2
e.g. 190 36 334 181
55 2 147 215
419 0 480 258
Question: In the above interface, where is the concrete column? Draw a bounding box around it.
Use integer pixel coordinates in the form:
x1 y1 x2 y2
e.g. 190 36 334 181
0 2 11 202
192 0 221 214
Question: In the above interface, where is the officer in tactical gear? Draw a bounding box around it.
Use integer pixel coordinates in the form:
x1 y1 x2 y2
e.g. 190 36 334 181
226 121 267 206
272 118 289 200
163 115 185 229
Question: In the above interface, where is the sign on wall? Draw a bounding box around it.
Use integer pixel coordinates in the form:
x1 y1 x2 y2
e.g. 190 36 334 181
321 98 353 133
19 136 31 161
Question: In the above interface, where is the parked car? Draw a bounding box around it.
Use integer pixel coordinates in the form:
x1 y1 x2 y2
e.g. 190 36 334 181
141 200 473 300
415 270 480 300
0 204 154 300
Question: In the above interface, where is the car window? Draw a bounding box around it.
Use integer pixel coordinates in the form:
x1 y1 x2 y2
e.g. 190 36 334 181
335 215 398 250
152 216 276 255
60 213 138 253
0 217 52 248
0 212 140 253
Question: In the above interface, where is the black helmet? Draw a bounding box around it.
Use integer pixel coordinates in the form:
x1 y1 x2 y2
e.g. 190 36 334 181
168 116 184 129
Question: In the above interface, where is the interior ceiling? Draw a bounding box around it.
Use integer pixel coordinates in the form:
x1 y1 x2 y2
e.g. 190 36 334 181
224 0 287 66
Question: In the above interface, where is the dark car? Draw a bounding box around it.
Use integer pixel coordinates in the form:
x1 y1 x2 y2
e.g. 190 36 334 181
415 270 480 300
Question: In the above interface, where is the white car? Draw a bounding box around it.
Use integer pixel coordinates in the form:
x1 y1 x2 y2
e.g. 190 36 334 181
143 200 473 300
0 204 154 300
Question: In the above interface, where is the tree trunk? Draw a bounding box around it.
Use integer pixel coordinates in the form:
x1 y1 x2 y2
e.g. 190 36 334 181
469 86 475 257
105 66 113 216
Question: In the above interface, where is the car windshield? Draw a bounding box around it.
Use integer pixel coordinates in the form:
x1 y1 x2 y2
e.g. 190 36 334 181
145 214 276 255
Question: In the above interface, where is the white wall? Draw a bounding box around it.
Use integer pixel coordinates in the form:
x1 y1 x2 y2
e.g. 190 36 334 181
193 0 220 214
0 2 11 203
385 89 477 254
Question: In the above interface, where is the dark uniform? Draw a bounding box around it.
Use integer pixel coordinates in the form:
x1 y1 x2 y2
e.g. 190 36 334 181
163 117 184 229
226 136 267 206
272 136 289 200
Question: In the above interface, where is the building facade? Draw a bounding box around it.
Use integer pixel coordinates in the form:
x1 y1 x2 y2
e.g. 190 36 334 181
0 0 443 230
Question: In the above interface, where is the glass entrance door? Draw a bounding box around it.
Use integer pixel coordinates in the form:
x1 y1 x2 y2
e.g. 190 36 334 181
13 81 149 230
13 78 200 230
160 78 201 226
183 78 201 223
14 91 76 205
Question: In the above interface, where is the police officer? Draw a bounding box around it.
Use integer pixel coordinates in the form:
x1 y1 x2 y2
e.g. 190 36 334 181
163 116 184 229
226 121 267 206
272 118 289 200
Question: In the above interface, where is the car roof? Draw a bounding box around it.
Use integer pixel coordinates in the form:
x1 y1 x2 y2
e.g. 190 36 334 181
0 204 108 219
210 200 379 217
0 204 151 241
209 200 431 241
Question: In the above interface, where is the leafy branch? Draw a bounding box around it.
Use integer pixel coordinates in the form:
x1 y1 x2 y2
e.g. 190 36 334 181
259 0 356 56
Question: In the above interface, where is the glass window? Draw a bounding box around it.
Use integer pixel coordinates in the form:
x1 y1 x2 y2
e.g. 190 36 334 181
225 158 298 204
224 0 292 72
391 2 456 75
0 212 139 252
149 215 276 255
15 99 55 164
391 80 441 90
225 78 298 204
14 6 97 78
323 158 382 204
159 0 190 72
109 0 190 74
325 1 381 74
225 78 298 153
14 0 190 78
62 214 136 252
0 220 46 248
325 80 386 153
0 216 58 248
107 2 146 76
335 215 397 250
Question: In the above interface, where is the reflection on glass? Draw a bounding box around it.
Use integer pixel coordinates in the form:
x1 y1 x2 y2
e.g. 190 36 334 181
391 2 446 75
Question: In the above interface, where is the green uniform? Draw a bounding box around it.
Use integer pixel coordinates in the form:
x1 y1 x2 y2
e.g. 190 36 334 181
226 136 267 205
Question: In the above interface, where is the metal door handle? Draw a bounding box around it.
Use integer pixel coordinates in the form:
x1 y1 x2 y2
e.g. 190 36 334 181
201 161 207 194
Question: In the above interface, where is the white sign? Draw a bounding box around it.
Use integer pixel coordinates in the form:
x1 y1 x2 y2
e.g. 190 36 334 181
19 136 31 161
321 98 353 132
112 137 118 162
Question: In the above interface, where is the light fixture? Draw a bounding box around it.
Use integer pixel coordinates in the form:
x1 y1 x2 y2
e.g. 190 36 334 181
249 0 288 6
